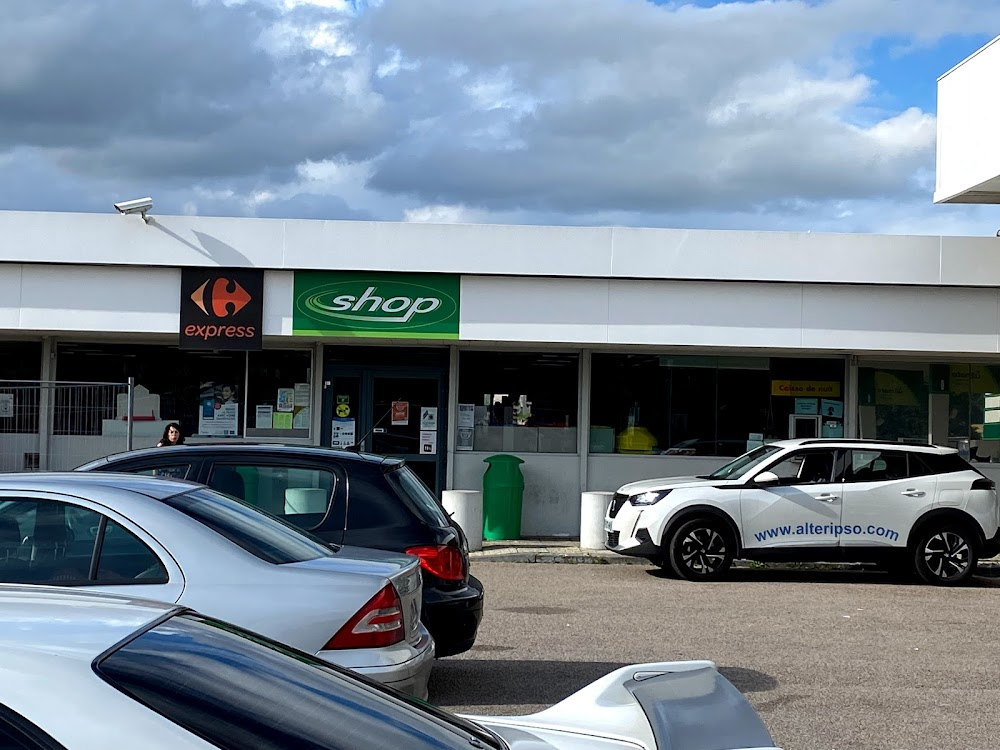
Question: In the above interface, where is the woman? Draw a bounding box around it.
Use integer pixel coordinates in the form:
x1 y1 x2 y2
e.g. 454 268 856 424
157 422 185 447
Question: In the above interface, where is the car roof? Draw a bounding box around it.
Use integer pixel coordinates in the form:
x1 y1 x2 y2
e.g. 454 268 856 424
767 438 957 454
80 443 400 468
0 471 201 499
0 586 174 662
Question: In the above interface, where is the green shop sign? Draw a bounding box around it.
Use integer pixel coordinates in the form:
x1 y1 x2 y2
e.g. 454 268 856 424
293 271 460 338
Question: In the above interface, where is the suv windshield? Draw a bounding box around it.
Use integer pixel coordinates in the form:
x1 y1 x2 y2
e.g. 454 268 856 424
385 465 450 528
161 488 335 565
96 613 502 750
704 444 783 480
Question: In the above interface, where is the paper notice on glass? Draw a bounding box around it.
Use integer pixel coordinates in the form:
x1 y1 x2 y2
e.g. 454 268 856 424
456 426 474 451
0 394 13 418
420 407 438 431
293 406 310 429
277 388 294 412
272 411 293 429
255 405 273 429
294 382 311 408
458 403 475 428
391 401 409 426
420 430 437 455
199 400 240 437
331 418 356 448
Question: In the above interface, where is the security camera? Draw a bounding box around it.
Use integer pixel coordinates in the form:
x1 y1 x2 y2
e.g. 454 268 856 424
113 197 153 218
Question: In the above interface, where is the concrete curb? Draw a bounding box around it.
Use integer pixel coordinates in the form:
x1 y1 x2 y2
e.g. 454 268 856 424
469 548 1000 572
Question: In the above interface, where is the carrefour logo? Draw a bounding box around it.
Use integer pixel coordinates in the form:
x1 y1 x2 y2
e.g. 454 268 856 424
293 273 460 338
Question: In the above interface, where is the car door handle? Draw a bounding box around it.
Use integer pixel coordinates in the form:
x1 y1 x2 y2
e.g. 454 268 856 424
815 493 838 502
901 489 925 497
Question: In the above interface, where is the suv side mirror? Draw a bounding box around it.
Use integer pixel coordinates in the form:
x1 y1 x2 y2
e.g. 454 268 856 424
752 471 780 486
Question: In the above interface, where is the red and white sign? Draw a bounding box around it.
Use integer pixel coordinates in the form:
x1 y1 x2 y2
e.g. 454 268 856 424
391 401 409 425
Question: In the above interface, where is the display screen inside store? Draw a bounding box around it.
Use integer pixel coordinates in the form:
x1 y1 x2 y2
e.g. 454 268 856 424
589 354 846 457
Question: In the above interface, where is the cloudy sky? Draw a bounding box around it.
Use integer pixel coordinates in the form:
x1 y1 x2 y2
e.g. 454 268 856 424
1 0 998 235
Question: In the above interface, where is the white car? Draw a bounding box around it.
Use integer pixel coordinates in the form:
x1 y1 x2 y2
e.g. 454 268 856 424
0 472 434 697
0 586 781 750
606 438 1000 585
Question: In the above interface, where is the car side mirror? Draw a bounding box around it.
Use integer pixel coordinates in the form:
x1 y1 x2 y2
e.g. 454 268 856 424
752 471 780 486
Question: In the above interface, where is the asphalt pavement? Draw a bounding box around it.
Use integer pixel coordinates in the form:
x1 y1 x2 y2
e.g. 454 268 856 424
429 561 1000 750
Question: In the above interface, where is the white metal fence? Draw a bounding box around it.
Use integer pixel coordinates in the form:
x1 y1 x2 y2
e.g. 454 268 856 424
0 379 135 472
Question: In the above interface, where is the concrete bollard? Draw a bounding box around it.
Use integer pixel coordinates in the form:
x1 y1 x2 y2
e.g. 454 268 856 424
442 490 484 552
580 491 614 550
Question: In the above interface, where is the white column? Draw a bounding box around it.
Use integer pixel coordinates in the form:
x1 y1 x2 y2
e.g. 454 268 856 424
442 489 483 551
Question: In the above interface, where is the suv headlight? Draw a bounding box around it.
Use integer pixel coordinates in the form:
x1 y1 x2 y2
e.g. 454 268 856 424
630 490 672 506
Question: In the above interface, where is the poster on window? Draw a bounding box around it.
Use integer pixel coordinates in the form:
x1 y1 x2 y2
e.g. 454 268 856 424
331 417 356 448
420 407 438 431
277 388 294 412
199 399 240 437
255 405 273 429
420 430 437 455
392 401 409 426
456 427 474 452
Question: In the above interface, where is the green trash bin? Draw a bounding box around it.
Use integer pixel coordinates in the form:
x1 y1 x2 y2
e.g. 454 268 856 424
482 454 525 541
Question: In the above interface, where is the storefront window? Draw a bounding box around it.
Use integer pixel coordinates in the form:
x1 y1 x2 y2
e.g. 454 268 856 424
56 343 246 443
589 355 845 457
457 351 579 453
245 350 313 438
0 341 43 435
859 362 1000 462
55 343 313 446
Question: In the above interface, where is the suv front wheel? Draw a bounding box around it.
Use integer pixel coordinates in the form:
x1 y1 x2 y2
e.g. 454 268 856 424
912 526 978 586
666 517 735 582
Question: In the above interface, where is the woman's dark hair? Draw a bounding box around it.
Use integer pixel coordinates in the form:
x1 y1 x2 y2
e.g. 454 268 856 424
159 422 185 445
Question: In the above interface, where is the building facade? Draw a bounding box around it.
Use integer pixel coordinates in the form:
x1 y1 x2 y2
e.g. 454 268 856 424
3 209 1000 536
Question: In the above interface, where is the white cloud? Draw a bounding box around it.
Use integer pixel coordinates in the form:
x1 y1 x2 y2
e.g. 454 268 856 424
404 204 486 224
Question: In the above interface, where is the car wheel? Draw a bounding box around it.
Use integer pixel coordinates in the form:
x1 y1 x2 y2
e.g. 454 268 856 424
912 526 978 585
667 517 734 582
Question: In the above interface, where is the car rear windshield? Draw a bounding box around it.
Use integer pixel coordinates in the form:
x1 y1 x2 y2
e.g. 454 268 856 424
161 488 335 565
95 613 502 750
385 465 450 528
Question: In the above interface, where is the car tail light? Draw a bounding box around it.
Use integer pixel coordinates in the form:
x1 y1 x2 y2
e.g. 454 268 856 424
405 544 465 581
973 477 996 491
324 584 404 650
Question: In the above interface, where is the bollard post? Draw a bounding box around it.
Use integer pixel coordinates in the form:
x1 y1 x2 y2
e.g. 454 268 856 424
580 491 614 550
442 490 484 552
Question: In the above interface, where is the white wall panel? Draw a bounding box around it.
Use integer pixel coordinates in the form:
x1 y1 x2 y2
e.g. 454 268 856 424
611 227 942 285
263 270 294 336
606 279 804 348
939 236 1000 286
459 276 610 343
0 265 23 329
282 220 614 277
935 36 1000 203
18 265 179 333
800 285 1000 353
452 452 581 537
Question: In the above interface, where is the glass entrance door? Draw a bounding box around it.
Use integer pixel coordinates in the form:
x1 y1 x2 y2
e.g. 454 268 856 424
323 367 446 495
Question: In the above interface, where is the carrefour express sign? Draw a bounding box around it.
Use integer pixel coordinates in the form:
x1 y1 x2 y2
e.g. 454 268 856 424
293 271 460 338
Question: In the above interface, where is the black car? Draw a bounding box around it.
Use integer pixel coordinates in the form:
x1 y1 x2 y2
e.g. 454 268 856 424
75 444 484 658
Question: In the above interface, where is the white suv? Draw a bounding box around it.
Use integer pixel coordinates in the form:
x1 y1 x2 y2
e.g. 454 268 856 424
605 439 1000 585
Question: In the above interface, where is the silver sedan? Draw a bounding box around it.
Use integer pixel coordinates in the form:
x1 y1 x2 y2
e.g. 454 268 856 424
0 472 434 698
0 586 780 750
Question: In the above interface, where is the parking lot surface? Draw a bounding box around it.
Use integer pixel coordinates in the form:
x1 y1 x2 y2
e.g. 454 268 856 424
429 562 1000 750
